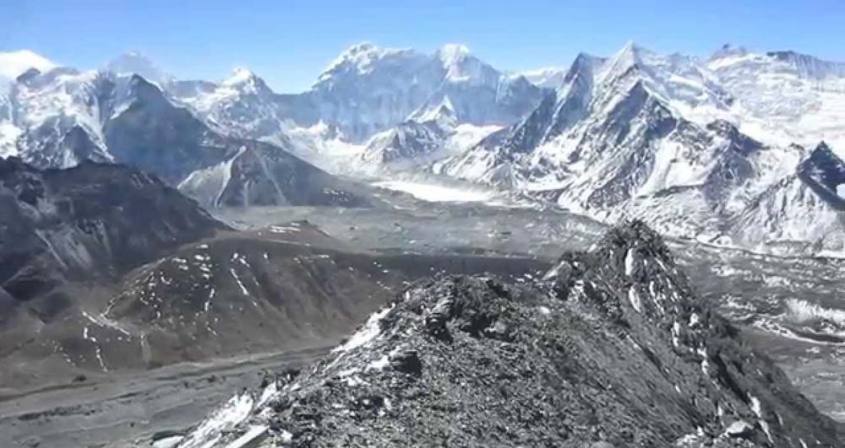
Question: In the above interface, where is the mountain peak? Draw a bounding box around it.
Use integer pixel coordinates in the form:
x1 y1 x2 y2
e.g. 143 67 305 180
345 41 380 54
803 141 845 174
222 67 257 85
514 66 567 89
710 43 749 60
615 41 653 62
437 43 471 65
320 42 405 79
220 67 271 95
105 51 170 84
435 43 497 84
600 41 655 80
0 49 56 80
765 50 845 79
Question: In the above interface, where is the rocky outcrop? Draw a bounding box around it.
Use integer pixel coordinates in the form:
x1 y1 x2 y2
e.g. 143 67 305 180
176 222 843 447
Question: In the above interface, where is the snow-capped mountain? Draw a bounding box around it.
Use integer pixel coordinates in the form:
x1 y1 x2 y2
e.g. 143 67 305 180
292 43 545 142
729 143 845 254
0 50 56 82
164 42 542 173
360 98 501 170
434 42 844 255
0 61 370 208
7 68 116 166
169 42 542 148
104 51 172 85
514 66 567 89
169 68 291 144
708 45 845 154
1 42 843 255
0 50 58 157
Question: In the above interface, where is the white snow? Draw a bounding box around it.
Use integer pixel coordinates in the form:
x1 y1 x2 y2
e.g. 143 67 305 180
367 354 390 371
784 299 845 327
0 50 56 80
178 146 246 208
332 304 394 353
438 44 473 82
229 268 250 296
225 424 267 448
320 42 406 80
537 306 552 315
624 249 636 276
0 122 22 158
671 321 681 348
749 394 774 443
697 347 710 375
222 67 257 87
82 325 108 372
152 436 184 448
177 393 255 448
372 180 496 203
628 287 642 313
514 67 567 89
724 420 753 437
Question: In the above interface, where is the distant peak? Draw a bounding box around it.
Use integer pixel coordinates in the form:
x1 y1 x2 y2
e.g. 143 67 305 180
105 51 170 83
620 40 639 52
710 43 748 60
335 41 395 62
345 41 380 54
599 41 653 82
438 43 471 63
0 49 56 80
221 67 270 94
614 41 654 61
223 67 257 84
319 42 406 80
564 52 605 79
764 51 845 79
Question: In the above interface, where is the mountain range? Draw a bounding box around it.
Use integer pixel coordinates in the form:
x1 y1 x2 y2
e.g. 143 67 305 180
0 42 843 256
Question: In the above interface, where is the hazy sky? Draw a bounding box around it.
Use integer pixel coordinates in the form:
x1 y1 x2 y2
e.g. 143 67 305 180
2 0 844 92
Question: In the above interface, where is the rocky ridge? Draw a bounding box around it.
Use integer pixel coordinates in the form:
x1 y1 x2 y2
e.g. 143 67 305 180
174 222 844 448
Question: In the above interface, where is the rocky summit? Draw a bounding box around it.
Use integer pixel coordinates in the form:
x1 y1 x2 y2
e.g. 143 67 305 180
173 222 844 448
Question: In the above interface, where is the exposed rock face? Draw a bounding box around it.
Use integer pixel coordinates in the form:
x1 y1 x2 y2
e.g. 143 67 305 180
797 142 845 211
0 157 225 303
177 222 843 448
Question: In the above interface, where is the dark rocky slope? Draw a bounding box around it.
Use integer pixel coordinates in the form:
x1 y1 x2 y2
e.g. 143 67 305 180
0 157 225 388
0 212 545 392
177 222 844 448
0 157 224 304
797 142 845 211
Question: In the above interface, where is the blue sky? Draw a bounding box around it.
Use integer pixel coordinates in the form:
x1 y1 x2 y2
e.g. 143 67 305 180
1 0 843 92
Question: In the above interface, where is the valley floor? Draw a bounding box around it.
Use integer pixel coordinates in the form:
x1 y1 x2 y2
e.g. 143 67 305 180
0 346 332 448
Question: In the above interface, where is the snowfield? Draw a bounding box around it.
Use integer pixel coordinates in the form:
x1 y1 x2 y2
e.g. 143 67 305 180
373 180 497 203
